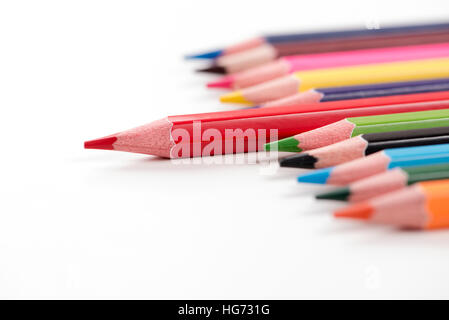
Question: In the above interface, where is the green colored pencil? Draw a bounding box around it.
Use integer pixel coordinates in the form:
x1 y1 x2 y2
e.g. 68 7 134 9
265 108 449 152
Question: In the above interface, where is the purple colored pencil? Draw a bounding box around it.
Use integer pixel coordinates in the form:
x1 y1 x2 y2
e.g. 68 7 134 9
262 78 449 108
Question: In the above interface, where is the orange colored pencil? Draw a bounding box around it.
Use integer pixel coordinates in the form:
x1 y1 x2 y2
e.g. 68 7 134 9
334 179 449 229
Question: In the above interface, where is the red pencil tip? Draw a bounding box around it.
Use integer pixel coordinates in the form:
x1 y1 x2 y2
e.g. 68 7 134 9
334 203 373 220
206 76 234 89
84 136 117 150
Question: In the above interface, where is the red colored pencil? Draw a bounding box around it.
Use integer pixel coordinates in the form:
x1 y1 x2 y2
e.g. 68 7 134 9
85 92 449 158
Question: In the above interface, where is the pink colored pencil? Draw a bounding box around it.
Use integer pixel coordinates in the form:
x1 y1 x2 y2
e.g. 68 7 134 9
208 42 449 89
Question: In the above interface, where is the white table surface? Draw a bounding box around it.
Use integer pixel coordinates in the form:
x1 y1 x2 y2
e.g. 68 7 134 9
1 0 449 299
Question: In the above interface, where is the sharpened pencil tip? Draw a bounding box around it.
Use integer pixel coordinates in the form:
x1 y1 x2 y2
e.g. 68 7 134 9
207 76 234 89
315 187 351 201
84 136 117 150
334 203 373 219
280 153 317 169
196 65 227 74
265 137 302 153
220 91 252 105
185 49 224 60
297 167 333 184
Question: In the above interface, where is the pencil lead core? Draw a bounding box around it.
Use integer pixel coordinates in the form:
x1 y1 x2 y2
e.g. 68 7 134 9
220 90 252 105
334 203 373 219
196 65 227 74
207 76 234 89
280 153 318 169
84 136 117 150
265 137 302 152
185 49 223 60
315 187 350 201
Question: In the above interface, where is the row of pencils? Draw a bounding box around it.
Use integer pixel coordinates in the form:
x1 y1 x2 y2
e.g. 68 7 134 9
85 21 449 231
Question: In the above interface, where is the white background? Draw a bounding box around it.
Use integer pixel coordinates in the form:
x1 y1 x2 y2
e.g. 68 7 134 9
1 0 449 299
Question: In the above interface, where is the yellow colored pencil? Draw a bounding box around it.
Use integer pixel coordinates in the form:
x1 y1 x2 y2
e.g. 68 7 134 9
220 57 449 105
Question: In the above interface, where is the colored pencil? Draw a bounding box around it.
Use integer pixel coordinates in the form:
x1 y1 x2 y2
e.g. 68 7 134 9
280 126 449 169
296 143 449 185
200 30 449 74
261 78 449 108
265 102 449 153
270 30 449 56
207 43 449 89
219 57 449 105
84 95 449 158
334 179 449 230
187 21 449 60
316 164 449 202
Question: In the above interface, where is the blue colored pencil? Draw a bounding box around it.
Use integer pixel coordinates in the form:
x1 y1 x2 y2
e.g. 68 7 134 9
297 143 449 185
